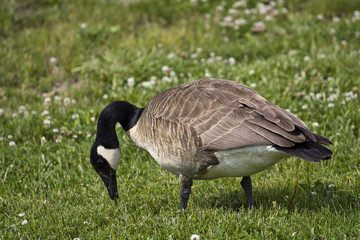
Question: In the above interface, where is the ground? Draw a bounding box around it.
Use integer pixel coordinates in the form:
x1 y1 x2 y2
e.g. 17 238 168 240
0 0 359 239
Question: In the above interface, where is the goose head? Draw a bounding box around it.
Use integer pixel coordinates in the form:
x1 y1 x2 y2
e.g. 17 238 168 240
90 142 120 199
90 101 143 200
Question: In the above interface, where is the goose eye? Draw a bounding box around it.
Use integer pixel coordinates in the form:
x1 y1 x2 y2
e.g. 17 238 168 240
97 158 104 167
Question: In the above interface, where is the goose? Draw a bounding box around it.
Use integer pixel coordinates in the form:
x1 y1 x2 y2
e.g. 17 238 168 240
90 78 333 209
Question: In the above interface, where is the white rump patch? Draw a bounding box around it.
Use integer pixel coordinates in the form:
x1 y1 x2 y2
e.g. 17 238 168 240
97 145 120 170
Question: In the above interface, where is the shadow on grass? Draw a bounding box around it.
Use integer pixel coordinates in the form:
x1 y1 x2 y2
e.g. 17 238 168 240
200 181 359 213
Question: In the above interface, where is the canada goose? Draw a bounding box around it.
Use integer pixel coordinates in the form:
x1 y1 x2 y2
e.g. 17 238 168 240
90 78 333 209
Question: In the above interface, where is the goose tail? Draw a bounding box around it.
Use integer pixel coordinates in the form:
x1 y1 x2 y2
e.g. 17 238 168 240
275 141 333 162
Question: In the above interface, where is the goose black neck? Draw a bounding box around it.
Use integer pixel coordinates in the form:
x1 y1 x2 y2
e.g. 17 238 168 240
96 101 144 145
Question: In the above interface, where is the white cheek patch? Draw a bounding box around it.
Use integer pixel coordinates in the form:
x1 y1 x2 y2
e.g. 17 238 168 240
97 145 120 170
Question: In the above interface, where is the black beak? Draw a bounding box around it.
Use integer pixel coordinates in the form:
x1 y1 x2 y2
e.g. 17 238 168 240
100 173 118 200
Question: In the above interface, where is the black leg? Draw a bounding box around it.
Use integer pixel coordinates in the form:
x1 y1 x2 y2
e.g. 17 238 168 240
241 176 254 208
179 174 193 210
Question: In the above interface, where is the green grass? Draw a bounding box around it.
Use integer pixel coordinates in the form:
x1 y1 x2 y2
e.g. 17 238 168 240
1 0 360 239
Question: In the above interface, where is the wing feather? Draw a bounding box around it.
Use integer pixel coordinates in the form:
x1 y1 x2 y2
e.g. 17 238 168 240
144 78 328 151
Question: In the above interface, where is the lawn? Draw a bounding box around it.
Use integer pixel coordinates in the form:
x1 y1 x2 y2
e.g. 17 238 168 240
1 0 359 239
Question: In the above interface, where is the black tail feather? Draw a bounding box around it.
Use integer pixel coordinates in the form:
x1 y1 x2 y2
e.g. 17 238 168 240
313 133 334 145
275 141 333 162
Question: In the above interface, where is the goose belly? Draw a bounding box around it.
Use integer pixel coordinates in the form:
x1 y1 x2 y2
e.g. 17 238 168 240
198 145 289 180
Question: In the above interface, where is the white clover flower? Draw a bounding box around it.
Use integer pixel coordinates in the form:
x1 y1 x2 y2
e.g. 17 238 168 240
244 8 251 15
103 94 108 100
141 82 154 88
44 97 51 106
312 122 319 127
18 212 25 217
150 76 157 82
353 10 360 21
162 66 170 75
41 110 49 116
234 18 247 26
215 56 223 62
12 113 17 118
127 77 135 87
341 40 347 46
162 76 172 82
302 104 308 110
41 136 46 145
315 93 323 100
270 1 277 7
190 53 198 59
141 80 156 88
228 57 236 65
170 71 177 77
257 3 272 15
18 105 26 114
190 234 200 240
318 53 325 59
328 103 335 108
233 0 246 8
0 137 3 141
228 8 239 15
250 83 257 88
265 15 273 21
53 128 59 133
167 52 176 59
311 191 317 195
90 117 96 122
328 184 335 188
251 21 265 33
271 9 279 17
63 97 71 106
44 119 51 127
207 58 215 64
332 16 340 22
0 108 3 116
80 22 87 29
288 50 297 56
21 220 28 225
9 141 16 147
50 57 57 64
216 5 224 12
248 69 255 75
56 135 63 143
72 113 79 119
86 132 92 138
54 96 61 102
303 56 311 62
8 135 13 139
317 14 324 21
282 7 288 14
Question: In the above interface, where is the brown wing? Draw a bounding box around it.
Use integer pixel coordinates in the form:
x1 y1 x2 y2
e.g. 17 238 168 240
145 78 320 150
